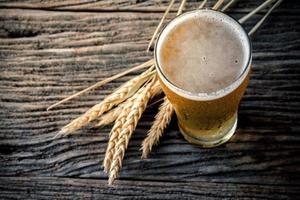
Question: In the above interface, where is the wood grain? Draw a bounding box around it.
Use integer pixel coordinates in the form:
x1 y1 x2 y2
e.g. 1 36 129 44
0 0 300 198
0 0 298 13
0 177 299 200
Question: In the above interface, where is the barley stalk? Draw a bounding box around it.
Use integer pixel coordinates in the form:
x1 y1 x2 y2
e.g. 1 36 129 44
108 77 156 185
55 67 155 138
141 97 174 159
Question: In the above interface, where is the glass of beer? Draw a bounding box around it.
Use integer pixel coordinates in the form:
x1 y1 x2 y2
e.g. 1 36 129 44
154 9 251 147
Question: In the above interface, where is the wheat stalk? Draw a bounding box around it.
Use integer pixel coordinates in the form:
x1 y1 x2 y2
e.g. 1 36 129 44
108 77 156 185
212 0 225 10
94 105 123 128
95 81 162 128
103 100 132 173
221 0 239 11
141 97 174 159
239 0 276 24
146 0 175 52
55 67 155 138
103 92 138 173
248 0 282 36
47 59 154 111
177 0 187 15
103 79 160 172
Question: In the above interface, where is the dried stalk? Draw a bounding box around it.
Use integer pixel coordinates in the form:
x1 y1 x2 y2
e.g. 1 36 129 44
150 81 163 98
141 97 174 159
177 0 187 15
94 105 123 128
146 0 175 52
108 77 156 185
212 0 225 10
249 0 282 36
55 67 155 138
94 81 162 128
103 96 134 173
103 79 160 172
221 0 239 12
47 59 154 111
239 0 276 24
199 0 207 9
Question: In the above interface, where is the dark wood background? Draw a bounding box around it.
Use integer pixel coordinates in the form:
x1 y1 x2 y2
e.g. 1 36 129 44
0 0 299 199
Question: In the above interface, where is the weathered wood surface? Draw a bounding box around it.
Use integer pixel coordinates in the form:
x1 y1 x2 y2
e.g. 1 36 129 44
1 177 299 200
0 0 300 199
0 0 298 13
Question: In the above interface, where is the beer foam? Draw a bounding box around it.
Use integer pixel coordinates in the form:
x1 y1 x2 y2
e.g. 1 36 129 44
155 9 251 100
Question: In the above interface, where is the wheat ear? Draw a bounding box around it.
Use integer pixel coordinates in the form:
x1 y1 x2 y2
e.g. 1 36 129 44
103 93 137 173
55 67 155 138
108 77 156 185
103 79 160 172
95 81 162 128
94 106 123 128
141 97 174 159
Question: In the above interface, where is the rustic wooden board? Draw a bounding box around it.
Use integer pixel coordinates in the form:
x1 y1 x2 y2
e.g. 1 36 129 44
0 0 299 13
0 0 300 199
0 177 299 199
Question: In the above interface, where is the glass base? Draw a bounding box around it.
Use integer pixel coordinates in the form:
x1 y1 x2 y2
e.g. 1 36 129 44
179 115 237 148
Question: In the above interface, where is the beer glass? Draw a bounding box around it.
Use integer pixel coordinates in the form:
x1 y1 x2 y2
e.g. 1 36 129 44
154 9 251 147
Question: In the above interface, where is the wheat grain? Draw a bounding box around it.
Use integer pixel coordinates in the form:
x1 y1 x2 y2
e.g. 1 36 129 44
94 105 123 128
108 77 156 185
103 77 158 173
141 97 174 159
95 81 162 128
55 67 155 138
103 94 136 173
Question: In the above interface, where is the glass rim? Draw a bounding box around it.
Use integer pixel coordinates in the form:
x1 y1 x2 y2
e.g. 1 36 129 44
154 9 252 101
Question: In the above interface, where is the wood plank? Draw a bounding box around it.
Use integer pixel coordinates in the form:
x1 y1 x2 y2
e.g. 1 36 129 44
0 0 300 188
0 0 298 13
0 177 299 199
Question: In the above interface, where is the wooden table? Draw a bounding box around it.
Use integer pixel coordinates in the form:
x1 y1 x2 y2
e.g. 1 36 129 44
0 0 299 199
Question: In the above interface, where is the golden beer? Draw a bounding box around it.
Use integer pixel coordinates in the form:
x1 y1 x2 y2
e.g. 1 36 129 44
155 10 251 147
